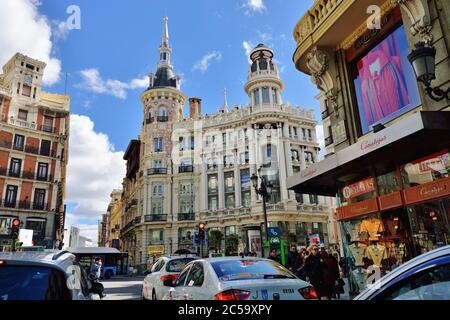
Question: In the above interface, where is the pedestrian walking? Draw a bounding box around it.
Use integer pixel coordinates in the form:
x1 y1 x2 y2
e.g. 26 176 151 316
286 244 302 274
90 257 102 279
268 248 282 264
304 244 324 299
321 249 340 300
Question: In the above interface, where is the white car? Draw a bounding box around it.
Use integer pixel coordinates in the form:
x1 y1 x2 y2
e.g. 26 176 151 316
163 257 317 300
142 255 198 300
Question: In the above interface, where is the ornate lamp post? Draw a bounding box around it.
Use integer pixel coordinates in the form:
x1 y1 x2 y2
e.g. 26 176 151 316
251 171 273 246
408 42 449 101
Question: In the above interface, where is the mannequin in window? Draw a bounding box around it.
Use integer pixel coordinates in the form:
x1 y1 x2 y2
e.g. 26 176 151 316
360 216 384 241
389 238 407 268
366 240 388 267
348 241 367 268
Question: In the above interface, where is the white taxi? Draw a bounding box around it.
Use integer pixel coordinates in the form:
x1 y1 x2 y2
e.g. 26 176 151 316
163 257 317 300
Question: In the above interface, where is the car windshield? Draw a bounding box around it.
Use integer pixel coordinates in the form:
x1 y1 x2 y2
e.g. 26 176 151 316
0 266 71 300
166 258 196 272
211 260 296 281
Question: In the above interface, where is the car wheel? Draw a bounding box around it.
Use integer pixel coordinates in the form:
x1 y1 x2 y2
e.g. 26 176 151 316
152 290 157 300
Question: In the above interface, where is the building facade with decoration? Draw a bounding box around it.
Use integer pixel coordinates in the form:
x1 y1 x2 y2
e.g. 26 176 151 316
116 18 334 270
288 0 450 296
0 53 70 250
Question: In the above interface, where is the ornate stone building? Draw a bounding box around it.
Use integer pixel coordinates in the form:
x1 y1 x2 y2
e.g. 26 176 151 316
118 18 331 269
0 53 70 250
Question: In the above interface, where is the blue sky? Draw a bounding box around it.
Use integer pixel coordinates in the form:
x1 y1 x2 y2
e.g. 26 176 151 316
1 0 320 243
41 0 318 151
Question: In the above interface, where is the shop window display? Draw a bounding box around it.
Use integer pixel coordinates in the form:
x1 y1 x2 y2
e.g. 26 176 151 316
401 150 450 187
341 211 414 295
376 171 401 195
407 200 450 255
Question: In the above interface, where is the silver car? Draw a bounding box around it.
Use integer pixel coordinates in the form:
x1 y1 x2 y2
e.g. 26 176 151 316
163 257 316 300
355 245 450 300
0 250 104 300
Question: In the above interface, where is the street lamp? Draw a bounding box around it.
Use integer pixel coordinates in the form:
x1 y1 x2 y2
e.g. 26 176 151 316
251 172 273 247
408 42 449 101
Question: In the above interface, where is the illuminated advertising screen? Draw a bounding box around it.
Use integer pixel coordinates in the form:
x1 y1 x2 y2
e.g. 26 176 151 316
353 25 420 134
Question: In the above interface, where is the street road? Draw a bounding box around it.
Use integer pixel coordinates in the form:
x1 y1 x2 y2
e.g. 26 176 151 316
101 276 145 300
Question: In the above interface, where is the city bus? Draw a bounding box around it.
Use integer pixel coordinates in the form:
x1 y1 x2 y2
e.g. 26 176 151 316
66 247 129 278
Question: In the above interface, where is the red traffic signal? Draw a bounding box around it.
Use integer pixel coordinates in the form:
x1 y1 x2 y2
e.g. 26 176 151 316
11 219 21 240
12 219 20 227
199 223 205 231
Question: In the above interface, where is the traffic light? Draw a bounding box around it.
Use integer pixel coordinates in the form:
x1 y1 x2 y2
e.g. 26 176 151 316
11 219 21 239
198 223 206 240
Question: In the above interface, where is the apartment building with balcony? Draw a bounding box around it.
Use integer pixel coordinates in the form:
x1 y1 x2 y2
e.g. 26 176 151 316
116 18 332 269
0 53 70 251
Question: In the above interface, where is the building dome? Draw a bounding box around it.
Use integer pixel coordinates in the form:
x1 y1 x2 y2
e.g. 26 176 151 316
249 44 275 72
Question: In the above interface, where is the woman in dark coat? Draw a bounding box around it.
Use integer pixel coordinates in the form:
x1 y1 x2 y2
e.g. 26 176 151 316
304 245 324 299
321 250 340 300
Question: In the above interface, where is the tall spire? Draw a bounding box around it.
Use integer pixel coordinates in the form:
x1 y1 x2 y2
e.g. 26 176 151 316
158 16 172 67
223 87 228 113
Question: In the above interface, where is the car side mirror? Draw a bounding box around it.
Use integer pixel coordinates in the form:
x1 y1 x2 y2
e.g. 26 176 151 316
89 282 104 296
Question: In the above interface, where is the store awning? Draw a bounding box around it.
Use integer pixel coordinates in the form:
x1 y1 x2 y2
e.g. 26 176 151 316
287 111 450 196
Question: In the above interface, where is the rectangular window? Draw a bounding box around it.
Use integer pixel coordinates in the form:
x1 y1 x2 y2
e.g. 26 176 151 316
208 174 218 193
352 25 420 134
179 182 192 195
43 116 53 133
179 198 193 214
254 88 260 105
152 183 164 195
208 174 218 211
33 189 46 209
241 169 251 208
22 85 32 97
190 136 195 150
272 88 278 104
153 160 163 169
179 137 185 151
266 144 272 158
309 194 319 204
5 185 18 207
37 163 49 180
262 87 270 104
18 109 28 121
296 193 304 204
224 172 235 208
40 140 51 156
9 158 22 177
208 196 218 211
302 128 306 140
154 138 164 152
13 134 25 151
151 200 163 215
25 219 46 241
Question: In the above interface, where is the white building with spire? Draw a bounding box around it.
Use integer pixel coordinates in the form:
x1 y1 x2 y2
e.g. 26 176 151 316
118 18 331 270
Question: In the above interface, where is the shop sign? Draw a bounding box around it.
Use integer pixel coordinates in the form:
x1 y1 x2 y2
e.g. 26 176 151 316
148 245 164 256
301 168 317 179
403 176 450 205
360 136 387 152
378 191 404 211
342 177 375 200
338 198 379 220
309 234 321 244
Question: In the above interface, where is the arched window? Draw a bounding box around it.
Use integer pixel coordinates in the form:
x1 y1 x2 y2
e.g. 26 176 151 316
262 87 270 104
291 149 299 161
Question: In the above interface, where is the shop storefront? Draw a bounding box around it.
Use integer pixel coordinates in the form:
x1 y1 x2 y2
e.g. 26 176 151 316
288 111 450 295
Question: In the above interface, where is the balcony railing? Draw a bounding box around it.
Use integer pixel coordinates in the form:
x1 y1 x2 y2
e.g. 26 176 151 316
0 169 53 182
39 124 56 133
178 213 195 221
157 116 169 122
179 165 194 173
325 136 334 147
148 168 167 175
8 117 37 130
0 200 49 211
144 214 168 222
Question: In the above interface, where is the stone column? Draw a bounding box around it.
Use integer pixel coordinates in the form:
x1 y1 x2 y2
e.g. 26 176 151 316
143 182 148 215
234 149 241 207
218 153 225 209
277 123 288 201
201 155 208 211
249 126 258 203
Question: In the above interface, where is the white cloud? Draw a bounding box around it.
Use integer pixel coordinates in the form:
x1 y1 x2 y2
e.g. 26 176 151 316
78 69 148 99
316 124 325 160
0 0 61 85
242 41 255 63
192 51 222 73
66 114 125 242
52 20 72 40
242 0 266 15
